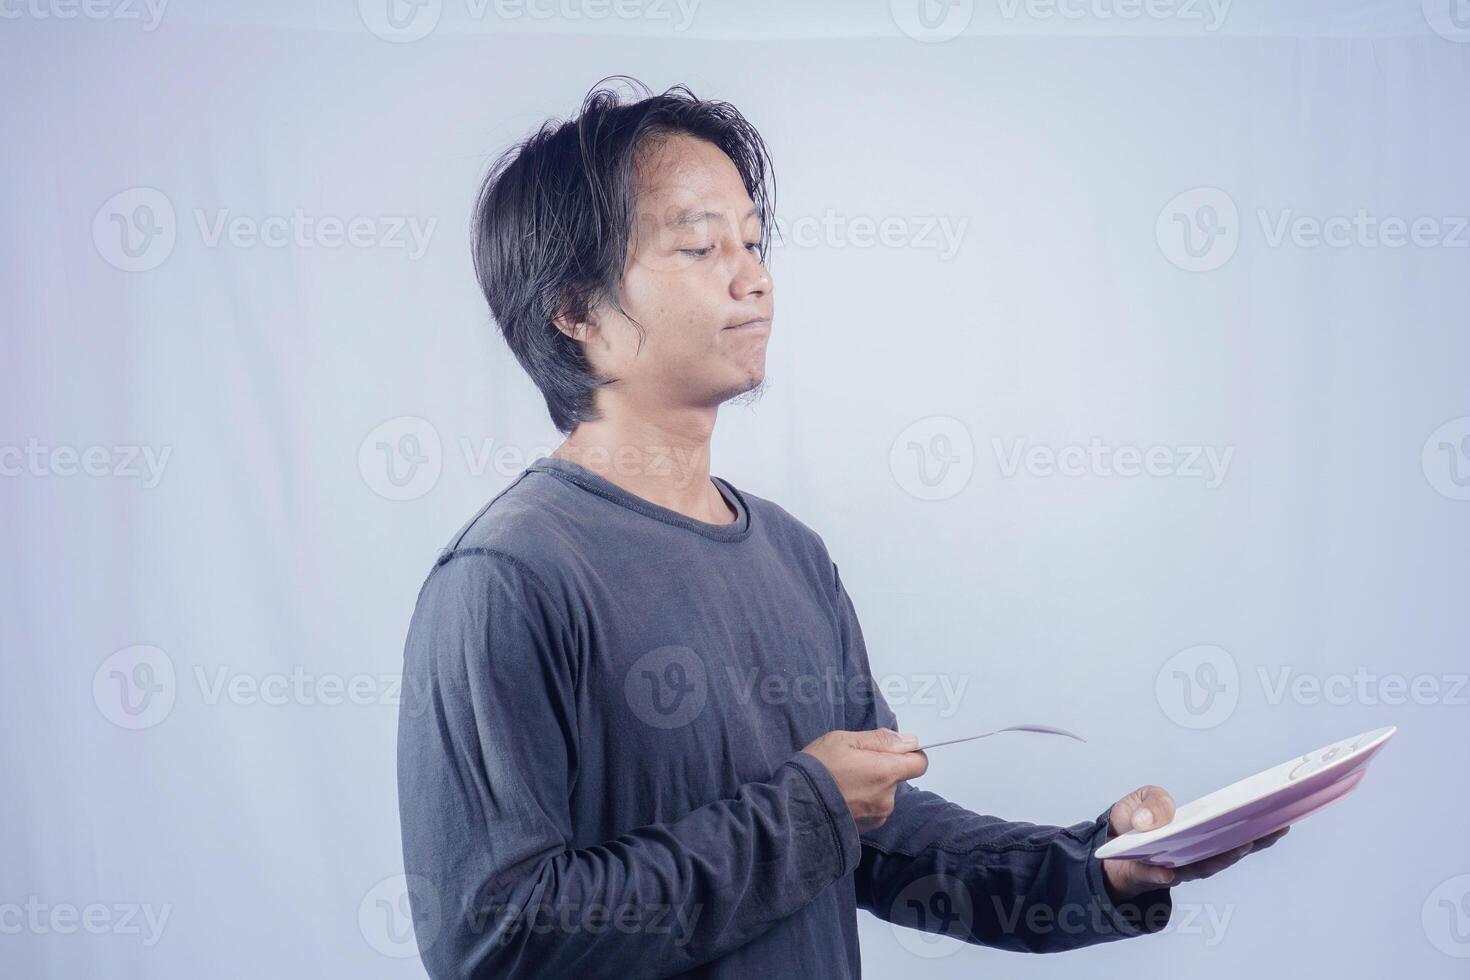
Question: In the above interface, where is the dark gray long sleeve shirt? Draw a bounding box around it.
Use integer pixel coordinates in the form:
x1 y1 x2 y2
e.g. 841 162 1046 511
396 455 1172 978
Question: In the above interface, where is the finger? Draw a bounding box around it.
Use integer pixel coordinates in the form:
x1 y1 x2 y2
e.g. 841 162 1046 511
1243 829 1288 855
1176 845 1251 881
1175 827 1291 882
888 748 929 781
1172 826 1290 882
1110 784 1178 837
1253 826 1291 851
850 728 921 752
1173 842 1253 883
1124 860 1180 890
883 733 923 753
1130 785 1177 832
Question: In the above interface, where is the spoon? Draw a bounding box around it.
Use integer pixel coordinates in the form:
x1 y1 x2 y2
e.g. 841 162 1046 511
916 723 1086 751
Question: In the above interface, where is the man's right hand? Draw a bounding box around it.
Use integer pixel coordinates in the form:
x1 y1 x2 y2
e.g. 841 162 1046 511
799 728 930 831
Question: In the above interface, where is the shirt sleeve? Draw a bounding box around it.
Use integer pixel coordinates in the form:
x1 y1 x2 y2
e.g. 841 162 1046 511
395 549 862 979
829 560 1174 953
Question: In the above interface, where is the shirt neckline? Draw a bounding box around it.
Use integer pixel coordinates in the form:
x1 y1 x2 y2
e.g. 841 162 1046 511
526 455 753 543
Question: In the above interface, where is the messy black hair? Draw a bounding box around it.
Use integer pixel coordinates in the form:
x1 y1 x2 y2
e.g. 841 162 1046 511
470 76 777 434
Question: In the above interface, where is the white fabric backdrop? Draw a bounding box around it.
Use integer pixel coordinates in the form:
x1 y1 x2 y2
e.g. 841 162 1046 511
4 2 1468 976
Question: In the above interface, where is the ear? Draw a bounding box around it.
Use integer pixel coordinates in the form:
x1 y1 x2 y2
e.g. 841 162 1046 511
552 309 597 343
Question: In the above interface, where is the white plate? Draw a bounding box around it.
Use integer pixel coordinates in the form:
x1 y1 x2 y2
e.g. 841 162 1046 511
1094 725 1396 867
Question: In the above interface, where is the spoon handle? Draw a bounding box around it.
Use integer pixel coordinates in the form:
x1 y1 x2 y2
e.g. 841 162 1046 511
917 724 1086 751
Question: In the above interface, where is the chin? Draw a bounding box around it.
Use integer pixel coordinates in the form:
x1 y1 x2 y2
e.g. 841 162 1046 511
721 375 769 407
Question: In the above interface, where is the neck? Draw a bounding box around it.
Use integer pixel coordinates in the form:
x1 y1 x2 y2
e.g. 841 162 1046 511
550 399 733 524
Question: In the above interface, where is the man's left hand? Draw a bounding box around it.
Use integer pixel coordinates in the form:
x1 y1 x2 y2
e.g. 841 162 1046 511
1101 784 1291 902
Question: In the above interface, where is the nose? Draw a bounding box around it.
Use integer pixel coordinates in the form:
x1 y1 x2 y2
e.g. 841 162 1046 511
730 244 771 300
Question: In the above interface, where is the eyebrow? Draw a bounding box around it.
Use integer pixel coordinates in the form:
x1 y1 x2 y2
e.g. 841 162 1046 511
668 206 760 228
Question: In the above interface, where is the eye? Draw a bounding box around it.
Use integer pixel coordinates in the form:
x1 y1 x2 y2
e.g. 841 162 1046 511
681 246 714 258
744 242 761 254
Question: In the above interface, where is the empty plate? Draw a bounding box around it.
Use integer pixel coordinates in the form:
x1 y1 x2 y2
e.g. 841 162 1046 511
1094 725 1396 867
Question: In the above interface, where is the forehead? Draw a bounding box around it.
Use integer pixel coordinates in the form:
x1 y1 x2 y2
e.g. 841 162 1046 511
633 135 756 224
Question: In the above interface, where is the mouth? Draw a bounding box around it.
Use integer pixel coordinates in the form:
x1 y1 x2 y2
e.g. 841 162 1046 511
724 318 771 333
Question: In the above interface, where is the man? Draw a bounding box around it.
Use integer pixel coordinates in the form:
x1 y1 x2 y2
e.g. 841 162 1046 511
396 78 1288 978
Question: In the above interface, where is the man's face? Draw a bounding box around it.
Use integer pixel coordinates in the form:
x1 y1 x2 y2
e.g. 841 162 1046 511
579 134 774 412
